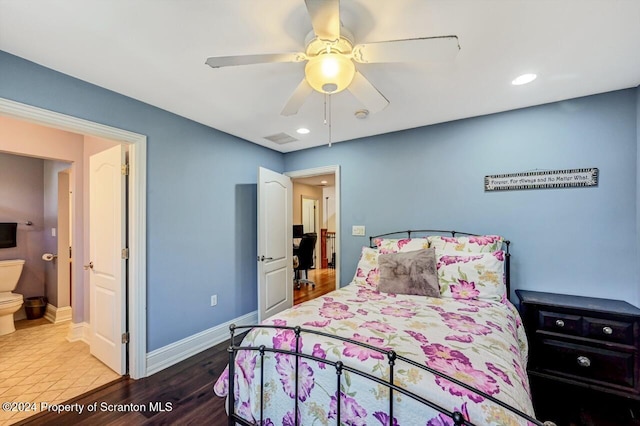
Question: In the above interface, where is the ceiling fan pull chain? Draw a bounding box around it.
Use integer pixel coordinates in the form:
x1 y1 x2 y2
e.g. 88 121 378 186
322 93 333 146
324 93 328 125
328 94 332 148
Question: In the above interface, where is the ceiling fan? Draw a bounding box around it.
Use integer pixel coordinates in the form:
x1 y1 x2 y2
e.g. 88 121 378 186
205 0 460 116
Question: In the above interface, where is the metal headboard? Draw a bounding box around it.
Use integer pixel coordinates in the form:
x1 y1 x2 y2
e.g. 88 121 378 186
369 229 512 300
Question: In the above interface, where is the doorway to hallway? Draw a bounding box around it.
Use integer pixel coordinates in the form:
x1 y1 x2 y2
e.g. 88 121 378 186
288 166 339 305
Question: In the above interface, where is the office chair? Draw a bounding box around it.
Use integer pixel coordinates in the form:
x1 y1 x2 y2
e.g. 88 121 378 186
295 232 317 289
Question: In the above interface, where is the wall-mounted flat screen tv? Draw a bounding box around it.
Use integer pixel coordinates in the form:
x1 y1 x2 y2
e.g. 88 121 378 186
0 223 17 249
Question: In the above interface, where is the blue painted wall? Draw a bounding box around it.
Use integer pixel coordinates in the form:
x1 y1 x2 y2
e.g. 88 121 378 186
2 48 639 356
285 89 640 306
0 51 284 350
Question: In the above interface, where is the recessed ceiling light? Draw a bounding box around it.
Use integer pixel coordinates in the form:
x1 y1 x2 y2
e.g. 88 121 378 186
354 109 369 119
320 180 328 185
296 127 310 134
512 73 537 85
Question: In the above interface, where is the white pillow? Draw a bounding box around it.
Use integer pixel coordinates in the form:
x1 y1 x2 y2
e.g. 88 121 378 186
374 237 430 254
428 235 503 253
352 246 379 288
436 251 506 301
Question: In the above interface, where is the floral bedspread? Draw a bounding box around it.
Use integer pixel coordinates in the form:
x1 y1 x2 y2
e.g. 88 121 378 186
214 283 536 425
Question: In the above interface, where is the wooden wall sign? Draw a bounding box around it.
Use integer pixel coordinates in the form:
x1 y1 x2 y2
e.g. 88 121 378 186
485 168 598 191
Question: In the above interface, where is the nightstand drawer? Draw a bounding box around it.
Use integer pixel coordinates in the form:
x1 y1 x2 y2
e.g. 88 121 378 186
584 317 634 345
536 338 635 388
517 290 640 401
539 310 582 335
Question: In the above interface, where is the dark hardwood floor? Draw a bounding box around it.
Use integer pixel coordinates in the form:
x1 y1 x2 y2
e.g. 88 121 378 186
14 269 335 426
294 267 336 305
15 336 237 426
530 378 640 426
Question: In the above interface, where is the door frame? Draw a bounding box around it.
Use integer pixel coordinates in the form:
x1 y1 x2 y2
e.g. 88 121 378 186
57 168 72 311
0 97 147 379
286 165 340 290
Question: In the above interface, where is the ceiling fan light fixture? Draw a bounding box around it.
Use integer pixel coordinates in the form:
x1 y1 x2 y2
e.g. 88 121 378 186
305 53 355 94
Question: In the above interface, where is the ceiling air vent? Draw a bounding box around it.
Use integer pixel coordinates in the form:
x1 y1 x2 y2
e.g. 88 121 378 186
264 132 298 144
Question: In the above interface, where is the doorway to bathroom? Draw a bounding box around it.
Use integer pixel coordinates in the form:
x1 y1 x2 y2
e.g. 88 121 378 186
0 129 130 424
0 117 128 375
0 97 147 380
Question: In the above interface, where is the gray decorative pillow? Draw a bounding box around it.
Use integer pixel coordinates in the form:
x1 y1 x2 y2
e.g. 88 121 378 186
377 248 440 297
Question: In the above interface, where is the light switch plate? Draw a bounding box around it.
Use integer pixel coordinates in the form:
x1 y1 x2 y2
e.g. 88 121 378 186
352 225 366 236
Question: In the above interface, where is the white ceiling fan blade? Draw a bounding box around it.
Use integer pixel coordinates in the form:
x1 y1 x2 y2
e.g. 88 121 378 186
348 71 389 114
281 79 314 116
304 0 341 41
205 53 304 69
352 36 460 64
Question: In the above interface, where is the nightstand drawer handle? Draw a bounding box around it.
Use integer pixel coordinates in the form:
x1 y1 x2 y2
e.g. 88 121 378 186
555 319 565 327
602 326 613 335
577 356 591 368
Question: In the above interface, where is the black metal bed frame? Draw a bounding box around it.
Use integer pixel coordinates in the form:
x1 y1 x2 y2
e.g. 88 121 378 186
223 229 527 425
225 324 543 426
368 229 512 300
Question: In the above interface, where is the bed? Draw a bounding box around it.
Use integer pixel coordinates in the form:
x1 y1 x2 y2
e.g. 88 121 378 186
214 230 547 426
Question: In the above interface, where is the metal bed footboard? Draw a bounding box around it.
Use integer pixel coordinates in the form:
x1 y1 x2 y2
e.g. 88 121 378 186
225 324 543 426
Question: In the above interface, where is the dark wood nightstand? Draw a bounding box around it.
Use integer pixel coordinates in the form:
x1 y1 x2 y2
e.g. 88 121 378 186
516 290 640 402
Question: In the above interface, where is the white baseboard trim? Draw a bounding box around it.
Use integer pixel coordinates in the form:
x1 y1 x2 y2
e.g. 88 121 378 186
67 321 90 344
44 304 72 324
146 310 258 377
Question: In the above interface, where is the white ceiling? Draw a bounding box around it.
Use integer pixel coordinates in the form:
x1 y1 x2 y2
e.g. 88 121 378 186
1 1 639 153
293 174 335 187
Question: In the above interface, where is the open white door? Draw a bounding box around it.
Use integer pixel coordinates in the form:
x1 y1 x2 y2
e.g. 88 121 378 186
89 145 126 374
257 167 293 322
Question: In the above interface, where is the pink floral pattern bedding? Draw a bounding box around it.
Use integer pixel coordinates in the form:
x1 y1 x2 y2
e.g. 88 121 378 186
214 283 536 425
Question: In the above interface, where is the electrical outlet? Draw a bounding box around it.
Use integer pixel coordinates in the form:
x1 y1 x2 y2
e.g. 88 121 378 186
211 294 218 306
352 225 366 236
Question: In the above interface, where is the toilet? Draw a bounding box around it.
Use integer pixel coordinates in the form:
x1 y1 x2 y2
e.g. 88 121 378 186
0 259 25 336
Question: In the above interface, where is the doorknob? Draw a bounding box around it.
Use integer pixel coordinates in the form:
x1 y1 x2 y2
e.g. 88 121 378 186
84 261 94 270
258 256 274 262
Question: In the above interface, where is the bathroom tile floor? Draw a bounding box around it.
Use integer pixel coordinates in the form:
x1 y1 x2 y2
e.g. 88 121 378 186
0 319 120 425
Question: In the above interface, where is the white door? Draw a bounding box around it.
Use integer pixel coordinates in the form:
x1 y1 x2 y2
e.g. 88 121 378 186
302 197 317 233
89 145 126 374
257 167 293 322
